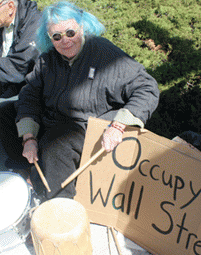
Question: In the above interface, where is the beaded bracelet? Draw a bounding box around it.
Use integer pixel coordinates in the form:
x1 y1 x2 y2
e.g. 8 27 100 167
110 122 125 134
22 137 38 147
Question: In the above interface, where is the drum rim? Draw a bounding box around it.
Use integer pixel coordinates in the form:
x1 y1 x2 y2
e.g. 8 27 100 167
0 171 32 234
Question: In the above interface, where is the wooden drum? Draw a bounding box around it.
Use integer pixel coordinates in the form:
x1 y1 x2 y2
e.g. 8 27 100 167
30 198 92 255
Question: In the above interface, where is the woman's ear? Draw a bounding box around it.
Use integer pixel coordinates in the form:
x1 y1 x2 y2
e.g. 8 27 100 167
8 1 16 16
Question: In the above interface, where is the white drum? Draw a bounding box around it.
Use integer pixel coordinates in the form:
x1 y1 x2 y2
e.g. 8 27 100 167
0 171 40 253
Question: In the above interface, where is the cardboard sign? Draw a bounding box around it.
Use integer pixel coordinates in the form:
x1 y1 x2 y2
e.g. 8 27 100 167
75 117 201 255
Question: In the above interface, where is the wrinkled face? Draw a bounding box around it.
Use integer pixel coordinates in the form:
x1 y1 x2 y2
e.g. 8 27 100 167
0 1 15 28
48 19 83 59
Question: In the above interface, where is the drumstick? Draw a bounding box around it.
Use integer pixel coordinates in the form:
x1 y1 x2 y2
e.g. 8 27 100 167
61 147 105 189
33 159 51 192
110 227 122 255
107 226 112 255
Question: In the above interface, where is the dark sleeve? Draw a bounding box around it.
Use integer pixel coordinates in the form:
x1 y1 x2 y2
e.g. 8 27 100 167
0 12 41 89
124 63 159 124
15 55 44 124
106 57 160 125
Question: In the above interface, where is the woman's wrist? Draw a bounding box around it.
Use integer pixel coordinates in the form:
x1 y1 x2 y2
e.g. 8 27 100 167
109 121 126 134
22 134 38 147
23 133 34 140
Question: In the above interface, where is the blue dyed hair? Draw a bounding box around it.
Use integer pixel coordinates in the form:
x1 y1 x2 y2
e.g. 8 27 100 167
36 1 105 52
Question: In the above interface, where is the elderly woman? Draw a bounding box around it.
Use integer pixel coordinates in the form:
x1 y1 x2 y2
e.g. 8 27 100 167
0 1 159 199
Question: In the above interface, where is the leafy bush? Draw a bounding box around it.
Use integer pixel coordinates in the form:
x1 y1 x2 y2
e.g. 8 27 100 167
36 0 201 139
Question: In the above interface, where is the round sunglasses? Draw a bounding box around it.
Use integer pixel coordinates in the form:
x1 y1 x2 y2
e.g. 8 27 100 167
48 28 79 41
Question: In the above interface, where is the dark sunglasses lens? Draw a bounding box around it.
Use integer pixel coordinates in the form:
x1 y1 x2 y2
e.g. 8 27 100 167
66 30 76 37
52 33 62 41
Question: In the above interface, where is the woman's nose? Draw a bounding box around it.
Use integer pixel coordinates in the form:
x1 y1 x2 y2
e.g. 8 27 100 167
61 35 70 43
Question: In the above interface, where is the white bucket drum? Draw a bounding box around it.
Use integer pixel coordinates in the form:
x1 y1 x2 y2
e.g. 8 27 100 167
0 171 39 253
31 198 92 255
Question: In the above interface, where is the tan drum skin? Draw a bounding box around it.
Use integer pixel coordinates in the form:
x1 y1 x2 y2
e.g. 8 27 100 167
30 198 92 255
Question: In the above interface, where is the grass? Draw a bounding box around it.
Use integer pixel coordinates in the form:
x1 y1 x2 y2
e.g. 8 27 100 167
35 0 201 139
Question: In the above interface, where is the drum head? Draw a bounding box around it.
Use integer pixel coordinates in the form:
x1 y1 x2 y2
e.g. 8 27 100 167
0 172 30 231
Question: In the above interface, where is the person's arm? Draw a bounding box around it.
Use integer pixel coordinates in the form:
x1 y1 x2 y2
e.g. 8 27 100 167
0 45 39 86
15 52 45 125
16 117 40 138
101 59 159 152
22 132 38 164
15 68 42 163
101 121 126 152
113 108 144 128
16 117 40 163
15 54 45 163
0 8 41 96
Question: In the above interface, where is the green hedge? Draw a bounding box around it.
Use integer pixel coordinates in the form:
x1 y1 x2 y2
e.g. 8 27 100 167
36 0 201 139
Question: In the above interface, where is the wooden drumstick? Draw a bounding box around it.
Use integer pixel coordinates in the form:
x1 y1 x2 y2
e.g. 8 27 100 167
33 159 51 192
107 226 112 255
110 227 122 255
61 147 105 189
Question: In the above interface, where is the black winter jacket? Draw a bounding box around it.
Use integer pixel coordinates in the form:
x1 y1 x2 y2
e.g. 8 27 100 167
0 0 41 98
16 36 159 129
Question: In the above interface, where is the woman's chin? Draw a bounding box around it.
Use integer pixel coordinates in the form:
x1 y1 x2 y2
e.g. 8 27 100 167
63 51 76 59
65 54 75 59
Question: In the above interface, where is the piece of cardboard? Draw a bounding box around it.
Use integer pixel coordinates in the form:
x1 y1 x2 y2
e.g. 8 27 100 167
75 117 201 255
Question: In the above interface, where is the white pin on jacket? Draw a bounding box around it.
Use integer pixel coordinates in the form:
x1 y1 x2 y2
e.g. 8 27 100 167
88 67 96 79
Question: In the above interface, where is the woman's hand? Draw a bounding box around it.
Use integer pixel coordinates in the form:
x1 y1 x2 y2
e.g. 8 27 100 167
22 134 38 163
101 121 126 152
